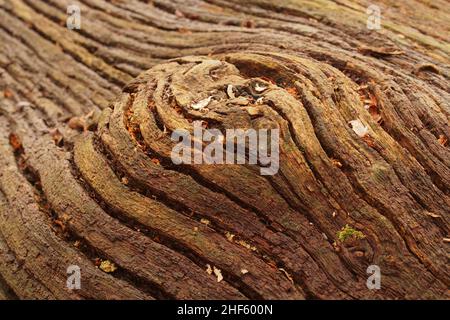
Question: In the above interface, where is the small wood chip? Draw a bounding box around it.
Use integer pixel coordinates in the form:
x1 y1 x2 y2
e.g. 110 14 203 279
255 97 264 105
254 82 267 92
354 251 365 258
241 269 249 275
278 268 294 284
68 117 85 131
425 211 441 218
331 158 343 168
200 218 210 226
213 266 223 282
226 84 235 99
225 231 235 242
175 9 185 18
206 264 213 275
17 101 32 108
237 239 257 251
191 96 212 110
349 120 369 137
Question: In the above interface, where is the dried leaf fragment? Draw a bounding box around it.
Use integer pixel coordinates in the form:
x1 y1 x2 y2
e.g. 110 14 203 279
3 88 13 98
362 134 376 148
206 264 213 275
200 218 210 226
9 133 23 152
241 269 249 275
99 260 117 273
365 93 383 124
438 135 448 146
285 87 299 97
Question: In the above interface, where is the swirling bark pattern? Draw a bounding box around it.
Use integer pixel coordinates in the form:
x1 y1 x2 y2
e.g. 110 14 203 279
0 0 448 299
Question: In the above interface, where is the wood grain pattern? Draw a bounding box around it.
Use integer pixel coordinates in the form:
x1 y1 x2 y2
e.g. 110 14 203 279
0 0 448 299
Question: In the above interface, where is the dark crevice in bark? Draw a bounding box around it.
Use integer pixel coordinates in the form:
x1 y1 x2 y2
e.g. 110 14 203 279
0 259 19 300
0 26 107 117
309 51 450 197
7 137 167 300
100 134 319 299
0 6 128 88
31 179 165 298
68 151 263 300
297 92 448 286
129 107 351 299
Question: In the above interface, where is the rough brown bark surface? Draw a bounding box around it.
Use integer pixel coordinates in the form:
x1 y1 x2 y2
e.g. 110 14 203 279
0 0 449 299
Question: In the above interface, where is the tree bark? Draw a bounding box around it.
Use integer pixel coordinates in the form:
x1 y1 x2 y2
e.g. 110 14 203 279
0 0 448 300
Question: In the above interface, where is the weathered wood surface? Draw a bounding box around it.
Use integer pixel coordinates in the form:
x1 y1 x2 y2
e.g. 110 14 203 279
0 0 449 299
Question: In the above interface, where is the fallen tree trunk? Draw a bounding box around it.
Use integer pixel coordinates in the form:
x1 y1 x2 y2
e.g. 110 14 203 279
0 0 448 299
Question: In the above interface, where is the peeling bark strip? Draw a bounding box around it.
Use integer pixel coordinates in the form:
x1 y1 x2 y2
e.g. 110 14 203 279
0 0 449 300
